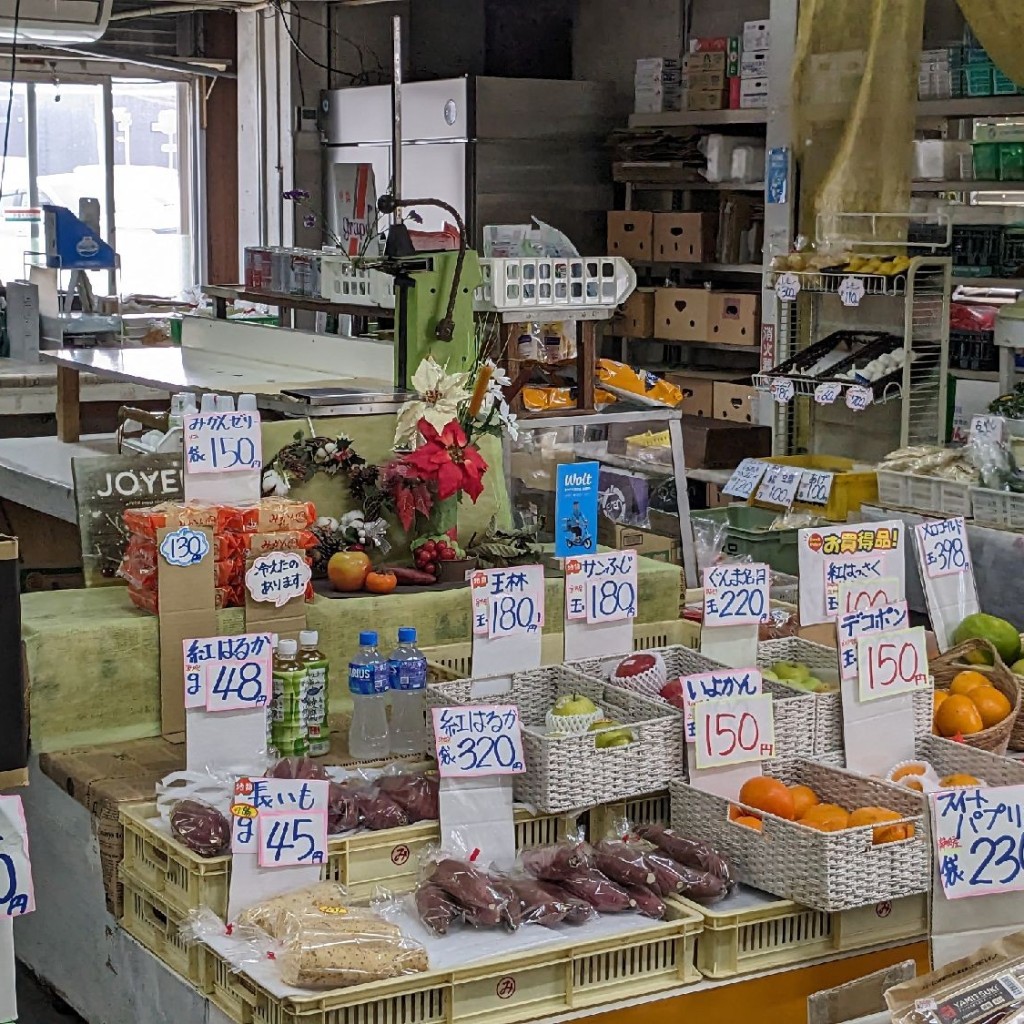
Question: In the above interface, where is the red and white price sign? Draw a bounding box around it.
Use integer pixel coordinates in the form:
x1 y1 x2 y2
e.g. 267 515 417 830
431 705 526 778
257 810 329 868
857 626 930 702
471 565 545 639
183 633 273 711
565 551 637 623
703 563 769 627
693 694 776 769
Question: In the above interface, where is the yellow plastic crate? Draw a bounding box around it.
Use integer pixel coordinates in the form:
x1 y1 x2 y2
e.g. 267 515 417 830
196 903 703 1024
121 802 575 919
748 455 878 522
588 791 671 842
670 887 927 979
119 865 203 984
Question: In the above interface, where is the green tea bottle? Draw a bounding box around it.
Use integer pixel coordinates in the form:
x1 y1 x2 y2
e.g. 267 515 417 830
299 629 330 756
272 638 308 757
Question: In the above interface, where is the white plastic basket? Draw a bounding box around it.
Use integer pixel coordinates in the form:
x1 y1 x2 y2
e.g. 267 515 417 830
319 253 396 308
970 486 1024 530
876 470 972 518
475 256 636 316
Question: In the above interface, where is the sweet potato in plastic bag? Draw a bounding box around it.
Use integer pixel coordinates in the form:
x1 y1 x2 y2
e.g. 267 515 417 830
645 851 728 903
428 858 510 920
268 756 331 781
507 878 572 927
415 883 461 936
170 799 231 857
355 787 410 831
559 869 636 912
377 773 439 822
625 883 666 919
535 881 596 925
636 824 734 887
328 780 360 834
592 840 657 889
520 841 591 882
488 876 522 932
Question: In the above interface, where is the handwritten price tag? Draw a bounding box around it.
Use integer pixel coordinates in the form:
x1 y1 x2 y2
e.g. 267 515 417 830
703 563 769 627
814 381 842 405
679 669 762 742
231 777 330 856
797 470 834 507
857 626 929 702
257 810 329 868
245 552 311 607
0 796 35 915
565 551 637 624
184 411 262 475
755 464 802 508
846 385 874 411
722 459 768 499
694 694 775 769
159 526 210 567
431 705 526 779
769 377 796 404
838 275 866 307
916 518 973 579
932 784 1024 898
970 414 1004 443
183 632 273 710
472 565 545 639
775 272 800 302
836 601 910 681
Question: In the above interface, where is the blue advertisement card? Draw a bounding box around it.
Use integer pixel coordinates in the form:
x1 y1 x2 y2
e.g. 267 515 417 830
555 461 599 557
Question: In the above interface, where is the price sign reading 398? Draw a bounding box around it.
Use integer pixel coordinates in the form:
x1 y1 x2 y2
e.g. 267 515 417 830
916 517 972 579
857 626 930 702
432 705 526 779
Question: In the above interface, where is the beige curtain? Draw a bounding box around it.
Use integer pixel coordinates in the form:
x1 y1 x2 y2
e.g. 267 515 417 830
958 1 1024 85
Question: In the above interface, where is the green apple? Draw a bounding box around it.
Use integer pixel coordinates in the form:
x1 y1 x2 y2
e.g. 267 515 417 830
589 719 634 747
552 693 598 717
761 669 780 683
1012 659 1024 676
773 661 810 683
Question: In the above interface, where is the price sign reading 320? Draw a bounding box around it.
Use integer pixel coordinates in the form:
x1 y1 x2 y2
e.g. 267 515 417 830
472 565 545 639
857 626 930 702
432 705 526 779
703 563 769 627
694 694 776 769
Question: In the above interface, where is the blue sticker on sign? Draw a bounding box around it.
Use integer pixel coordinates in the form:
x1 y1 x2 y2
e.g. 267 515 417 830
555 461 599 558
766 147 789 204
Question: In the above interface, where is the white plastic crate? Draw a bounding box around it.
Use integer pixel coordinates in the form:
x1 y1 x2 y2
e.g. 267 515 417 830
319 253 395 308
876 470 972 518
970 486 1024 530
476 257 635 316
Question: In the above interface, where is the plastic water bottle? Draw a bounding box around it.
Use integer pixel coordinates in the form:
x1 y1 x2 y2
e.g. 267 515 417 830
348 631 390 760
388 627 428 755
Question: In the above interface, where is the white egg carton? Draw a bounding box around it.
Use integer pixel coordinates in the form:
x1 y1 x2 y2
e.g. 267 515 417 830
876 470 973 518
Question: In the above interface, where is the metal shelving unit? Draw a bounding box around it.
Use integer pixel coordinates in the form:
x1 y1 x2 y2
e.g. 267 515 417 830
627 108 768 129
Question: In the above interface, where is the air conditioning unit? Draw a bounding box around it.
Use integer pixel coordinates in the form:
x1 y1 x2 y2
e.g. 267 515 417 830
0 0 112 44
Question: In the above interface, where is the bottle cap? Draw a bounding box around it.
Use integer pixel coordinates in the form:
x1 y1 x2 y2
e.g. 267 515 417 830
397 627 416 644
299 629 318 646
278 638 298 657
359 631 378 646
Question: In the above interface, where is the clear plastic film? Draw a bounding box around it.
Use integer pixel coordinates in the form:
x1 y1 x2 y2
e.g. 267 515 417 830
168 799 232 858
416 843 520 933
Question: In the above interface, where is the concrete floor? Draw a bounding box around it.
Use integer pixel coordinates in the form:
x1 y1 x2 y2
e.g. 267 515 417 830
15 965 85 1023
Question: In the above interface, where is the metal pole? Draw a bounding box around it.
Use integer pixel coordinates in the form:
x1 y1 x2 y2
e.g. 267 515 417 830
102 79 117 298
390 13 402 221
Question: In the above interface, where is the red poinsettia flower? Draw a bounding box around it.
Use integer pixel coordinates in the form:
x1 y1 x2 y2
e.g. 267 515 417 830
404 418 488 501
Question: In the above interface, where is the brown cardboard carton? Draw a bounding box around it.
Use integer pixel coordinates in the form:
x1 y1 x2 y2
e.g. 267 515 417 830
607 211 653 261
714 381 756 423
616 288 655 337
710 292 760 346
686 88 728 110
598 521 679 563
654 287 711 341
681 415 771 469
665 373 715 417
653 212 717 263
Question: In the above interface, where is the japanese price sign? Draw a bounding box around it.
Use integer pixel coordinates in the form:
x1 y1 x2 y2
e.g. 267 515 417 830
431 705 526 779
0 797 34 916
838 275 865 307
472 565 545 639
797 470 834 507
703 563 769 627
916 517 973 579
231 777 329 868
756 464 802 509
857 626 930 702
693 694 775 769
565 551 637 623
184 410 262 475
814 382 842 405
971 414 1004 443
722 459 768 500
678 668 762 742
836 601 909 681
932 785 1024 898
769 378 795 404
183 633 273 711
775 272 800 302
245 552 311 607
159 526 210 567
845 385 874 411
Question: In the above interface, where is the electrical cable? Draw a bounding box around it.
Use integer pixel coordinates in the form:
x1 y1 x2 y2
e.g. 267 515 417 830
271 1 361 83
0 0 22 210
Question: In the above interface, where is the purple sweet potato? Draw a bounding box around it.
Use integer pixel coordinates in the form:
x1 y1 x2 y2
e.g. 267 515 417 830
536 881 596 925
520 842 591 882
507 878 571 927
625 884 666 919
415 883 460 935
488 877 522 932
635 824 733 888
644 852 728 903
559 869 636 913
327 780 360 834
354 788 409 831
170 799 230 858
377 773 439 822
268 756 331 781
429 859 509 919
592 840 657 889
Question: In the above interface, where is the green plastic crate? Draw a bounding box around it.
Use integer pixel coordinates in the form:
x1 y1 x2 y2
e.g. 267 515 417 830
691 505 799 576
973 141 1000 180
1001 142 1024 182
966 63 994 97
994 70 1020 96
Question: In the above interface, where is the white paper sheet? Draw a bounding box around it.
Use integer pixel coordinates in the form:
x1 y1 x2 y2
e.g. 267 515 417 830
686 741 760 798
439 777 516 868
913 518 980 653
700 623 757 667
0 916 14 1024
564 618 633 662
186 705 268 774
472 633 541 677
840 676 916 776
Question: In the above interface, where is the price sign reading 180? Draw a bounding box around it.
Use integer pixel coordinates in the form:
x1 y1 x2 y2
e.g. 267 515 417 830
857 626 930 702
694 694 775 769
432 705 526 779
565 550 637 624
472 565 545 639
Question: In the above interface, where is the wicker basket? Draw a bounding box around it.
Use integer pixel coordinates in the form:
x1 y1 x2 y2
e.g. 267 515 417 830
425 666 684 814
569 645 817 761
670 759 929 913
912 733 1024 788
929 639 1022 755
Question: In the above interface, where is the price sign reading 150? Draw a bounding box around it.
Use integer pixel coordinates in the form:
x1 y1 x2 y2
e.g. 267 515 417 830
857 627 930 702
694 694 776 769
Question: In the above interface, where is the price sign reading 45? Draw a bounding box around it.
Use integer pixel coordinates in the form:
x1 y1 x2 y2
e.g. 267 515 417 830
916 517 973 580
857 626 930 702
432 705 527 779
694 694 775 769
184 411 263 475
565 551 637 623
472 565 545 639
703 563 769 627
257 811 329 868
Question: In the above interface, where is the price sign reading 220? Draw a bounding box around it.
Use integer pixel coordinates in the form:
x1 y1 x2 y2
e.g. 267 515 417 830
431 705 527 779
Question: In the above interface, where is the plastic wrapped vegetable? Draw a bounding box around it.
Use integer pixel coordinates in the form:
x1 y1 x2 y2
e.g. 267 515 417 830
558 869 636 913
520 841 591 882
635 824 734 889
644 851 728 903
591 840 657 889
415 883 461 936
624 883 666 919
328 780 360 834
535 881 596 925
170 799 231 858
354 786 410 831
377 773 439 823
268 756 331 781
237 881 349 938
427 858 512 923
505 878 578 927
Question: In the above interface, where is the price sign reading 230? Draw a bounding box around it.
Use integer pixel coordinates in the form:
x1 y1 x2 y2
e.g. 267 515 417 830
431 705 527 779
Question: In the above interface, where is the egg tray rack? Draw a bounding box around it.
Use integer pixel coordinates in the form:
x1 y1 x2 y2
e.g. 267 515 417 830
767 269 908 297
670 758 930 913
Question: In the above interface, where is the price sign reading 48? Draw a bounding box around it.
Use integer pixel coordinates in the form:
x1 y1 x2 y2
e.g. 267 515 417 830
694 694 775 769
857 626 930 702
432 705 527 779
183 632 273 712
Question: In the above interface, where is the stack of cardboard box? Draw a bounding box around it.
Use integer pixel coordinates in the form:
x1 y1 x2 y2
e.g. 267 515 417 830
634 57 683 114
738 20 770 109
684 37 738 111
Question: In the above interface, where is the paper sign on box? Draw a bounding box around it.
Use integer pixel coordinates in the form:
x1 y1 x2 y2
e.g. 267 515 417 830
693 693 775 769
0 796 34 916
432 705 526 779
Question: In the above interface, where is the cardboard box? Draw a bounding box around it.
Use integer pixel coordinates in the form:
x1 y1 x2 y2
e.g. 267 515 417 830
685 69 726 91
654 287 712 341
740 49 769 77
714 380 756 423
616 288 655 337
689 35 740 74
687 88 728 111
598 520 679 564
807 961 915 1024
510 449 576 493
710 291 760 346
684 51 726 72
740 77 769 108
706 483 730 508
743 20 770 51
653 212 717 262
665 372 715 417
681 415 772 469
607 211 653 262
634 88 681 114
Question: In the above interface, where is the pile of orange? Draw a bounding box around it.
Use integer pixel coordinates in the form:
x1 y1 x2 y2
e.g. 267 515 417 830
731 776 914 844
891 763 981 792
933 671 1012 737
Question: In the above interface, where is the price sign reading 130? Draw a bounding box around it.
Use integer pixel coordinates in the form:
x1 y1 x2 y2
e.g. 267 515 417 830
857 626 930 702
472 565 545 639
432 705 526 779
